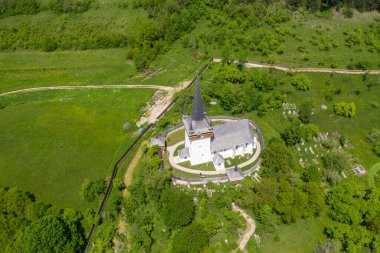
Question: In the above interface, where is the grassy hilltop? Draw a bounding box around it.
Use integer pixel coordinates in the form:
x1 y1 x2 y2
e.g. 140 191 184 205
0 0 380 252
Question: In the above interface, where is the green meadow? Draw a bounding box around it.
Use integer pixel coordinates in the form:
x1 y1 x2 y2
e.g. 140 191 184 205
0 88 155 210
0 44 206 93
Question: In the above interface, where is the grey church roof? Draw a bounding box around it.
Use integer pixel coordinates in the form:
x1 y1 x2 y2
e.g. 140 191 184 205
226 167 244 181
183 75 212 135
211 119 254 153
212 154 224 164
149 135 165 147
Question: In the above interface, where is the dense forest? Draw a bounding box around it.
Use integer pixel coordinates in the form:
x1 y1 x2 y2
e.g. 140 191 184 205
0 187 86 252
1 0 380 70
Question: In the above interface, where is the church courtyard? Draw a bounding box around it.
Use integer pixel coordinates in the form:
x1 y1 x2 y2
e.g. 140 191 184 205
166 122 262 177
151 76 265 182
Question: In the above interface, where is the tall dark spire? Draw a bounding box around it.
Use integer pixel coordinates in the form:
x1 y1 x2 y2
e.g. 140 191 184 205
191 74 205 122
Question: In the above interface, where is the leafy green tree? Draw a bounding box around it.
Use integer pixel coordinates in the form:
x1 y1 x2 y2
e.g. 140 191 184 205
301 166 321 182
261 140 291 174
291 74 311 91
23 215 82 253
333 102 356 118
281 119 304 146
170 223 209 253
161 188 194 229
200 214 221 236
321 154 349 172
298 102 313 123
80 178 106 202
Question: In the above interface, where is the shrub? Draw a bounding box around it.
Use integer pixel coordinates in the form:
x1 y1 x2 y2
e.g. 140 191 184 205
333 102 356 118
0 0 40 18
373 142 380 156
48 0 92 14
342 8 353 18
123 122 132 132
291 74 311 91
298 102 313 123
41 37 57 52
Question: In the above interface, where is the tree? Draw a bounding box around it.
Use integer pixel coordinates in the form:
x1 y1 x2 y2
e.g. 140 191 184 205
321 154 349 172
261 140 291 174
160 189 194 229
23 215 81 253
281 119 303 146
298 102 313 123
170 223 209 253
291 74 311 91
333 102 356 118
80 178 106 202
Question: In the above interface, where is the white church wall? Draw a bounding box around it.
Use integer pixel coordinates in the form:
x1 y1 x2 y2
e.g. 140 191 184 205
189 137 212 165
184 131 191 148
218 148 235 159
246 143 254 154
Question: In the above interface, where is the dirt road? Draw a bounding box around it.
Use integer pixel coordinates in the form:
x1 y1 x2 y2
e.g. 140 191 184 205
0 84 173 97
212 58 380 75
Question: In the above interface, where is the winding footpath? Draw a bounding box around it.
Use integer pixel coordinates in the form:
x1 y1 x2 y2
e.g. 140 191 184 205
212 58 380 75
232 202 256 253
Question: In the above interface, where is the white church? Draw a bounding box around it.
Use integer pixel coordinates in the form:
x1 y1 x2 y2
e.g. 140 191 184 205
177 77 257 169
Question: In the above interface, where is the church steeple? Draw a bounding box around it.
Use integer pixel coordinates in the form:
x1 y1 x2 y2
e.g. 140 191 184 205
183 74 212 134
191 75 205 122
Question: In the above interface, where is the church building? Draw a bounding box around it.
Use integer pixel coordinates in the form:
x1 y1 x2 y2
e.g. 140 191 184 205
178 76 256 169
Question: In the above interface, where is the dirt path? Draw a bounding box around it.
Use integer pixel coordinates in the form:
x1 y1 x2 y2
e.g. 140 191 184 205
122 140 147 197
136 80 191 126
0 84 173 97
232 202 256 253
212 58 380 75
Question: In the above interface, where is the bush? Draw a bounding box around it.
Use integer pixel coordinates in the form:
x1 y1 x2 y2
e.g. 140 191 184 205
333 102 356 118
48 0 92 14
342 8 353 18
0 0 40 18
123 122 132 132
41 37 57 52
291 74 311 91
160 189 194 229
373 142 380 156
298 102 313 123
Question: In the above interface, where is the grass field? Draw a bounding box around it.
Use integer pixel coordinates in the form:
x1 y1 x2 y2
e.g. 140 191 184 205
166 129 185 146
0 88 155 210
0 43 206 93
259 216 328 253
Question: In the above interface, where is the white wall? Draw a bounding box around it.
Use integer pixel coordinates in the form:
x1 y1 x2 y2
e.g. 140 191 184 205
189 137 212 165
185 130 191 148
217 142 254 159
